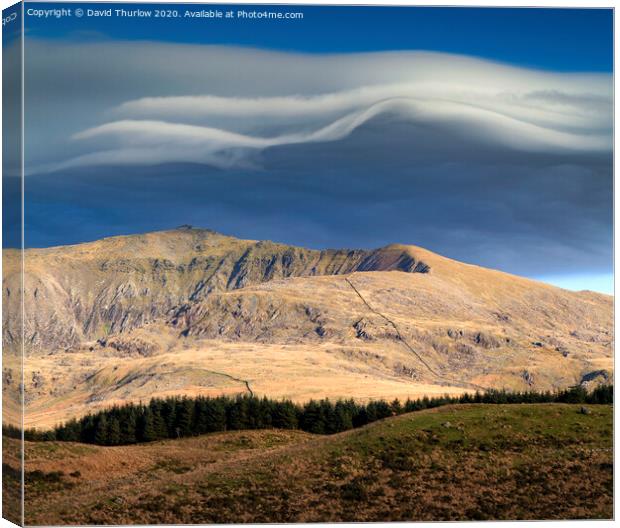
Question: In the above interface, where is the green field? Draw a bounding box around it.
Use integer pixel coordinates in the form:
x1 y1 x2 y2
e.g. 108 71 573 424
4 403 613 524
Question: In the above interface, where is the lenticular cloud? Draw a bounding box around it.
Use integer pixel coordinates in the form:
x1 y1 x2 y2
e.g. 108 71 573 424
47 50 612 171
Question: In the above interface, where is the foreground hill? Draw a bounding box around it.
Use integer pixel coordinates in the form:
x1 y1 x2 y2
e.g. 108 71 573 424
2 227 613 427
4 404 612 524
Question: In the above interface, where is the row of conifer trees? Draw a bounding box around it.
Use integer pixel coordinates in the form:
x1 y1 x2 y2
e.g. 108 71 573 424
3 384 612 446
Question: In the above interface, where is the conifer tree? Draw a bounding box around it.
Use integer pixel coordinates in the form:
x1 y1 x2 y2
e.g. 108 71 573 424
390 398 402 415
120 411 137 444
272 401 298 429
139 408 158 442
175 398 194 437
94 415 108 445
107 417 121 445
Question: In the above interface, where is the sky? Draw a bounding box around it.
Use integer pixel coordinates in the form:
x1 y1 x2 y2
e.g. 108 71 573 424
2 3 614 293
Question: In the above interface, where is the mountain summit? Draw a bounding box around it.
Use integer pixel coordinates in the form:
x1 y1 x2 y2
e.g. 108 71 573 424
2 228 613 428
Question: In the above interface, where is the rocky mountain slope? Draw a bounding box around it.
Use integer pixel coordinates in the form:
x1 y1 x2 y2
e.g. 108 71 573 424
2 227 613 427
3 226 429 353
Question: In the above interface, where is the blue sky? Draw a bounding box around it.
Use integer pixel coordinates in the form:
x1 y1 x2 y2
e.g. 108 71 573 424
3 4 614 293
22 5 613 71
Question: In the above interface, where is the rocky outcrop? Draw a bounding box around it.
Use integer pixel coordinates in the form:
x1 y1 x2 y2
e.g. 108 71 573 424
580 369 612 389
4 227 430 354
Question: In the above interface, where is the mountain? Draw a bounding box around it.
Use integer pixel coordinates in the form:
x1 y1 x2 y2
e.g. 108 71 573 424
2 227 613 428
3 226 429 352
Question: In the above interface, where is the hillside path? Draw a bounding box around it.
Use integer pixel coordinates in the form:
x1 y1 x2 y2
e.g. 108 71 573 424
344 275 488 392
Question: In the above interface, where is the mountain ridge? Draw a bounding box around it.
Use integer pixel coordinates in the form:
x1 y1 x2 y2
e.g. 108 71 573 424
1 227 613 428
4 226 435 353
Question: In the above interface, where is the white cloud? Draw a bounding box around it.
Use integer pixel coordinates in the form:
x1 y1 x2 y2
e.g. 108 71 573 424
25 42 612 173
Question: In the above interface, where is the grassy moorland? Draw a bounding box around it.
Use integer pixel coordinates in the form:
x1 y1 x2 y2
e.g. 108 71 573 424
4 403 612 524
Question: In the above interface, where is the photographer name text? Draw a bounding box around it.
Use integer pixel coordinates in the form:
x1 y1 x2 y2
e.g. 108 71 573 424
26 7 304 20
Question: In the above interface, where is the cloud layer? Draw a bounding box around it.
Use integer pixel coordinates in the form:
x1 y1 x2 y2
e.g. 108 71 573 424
29 48 611 172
